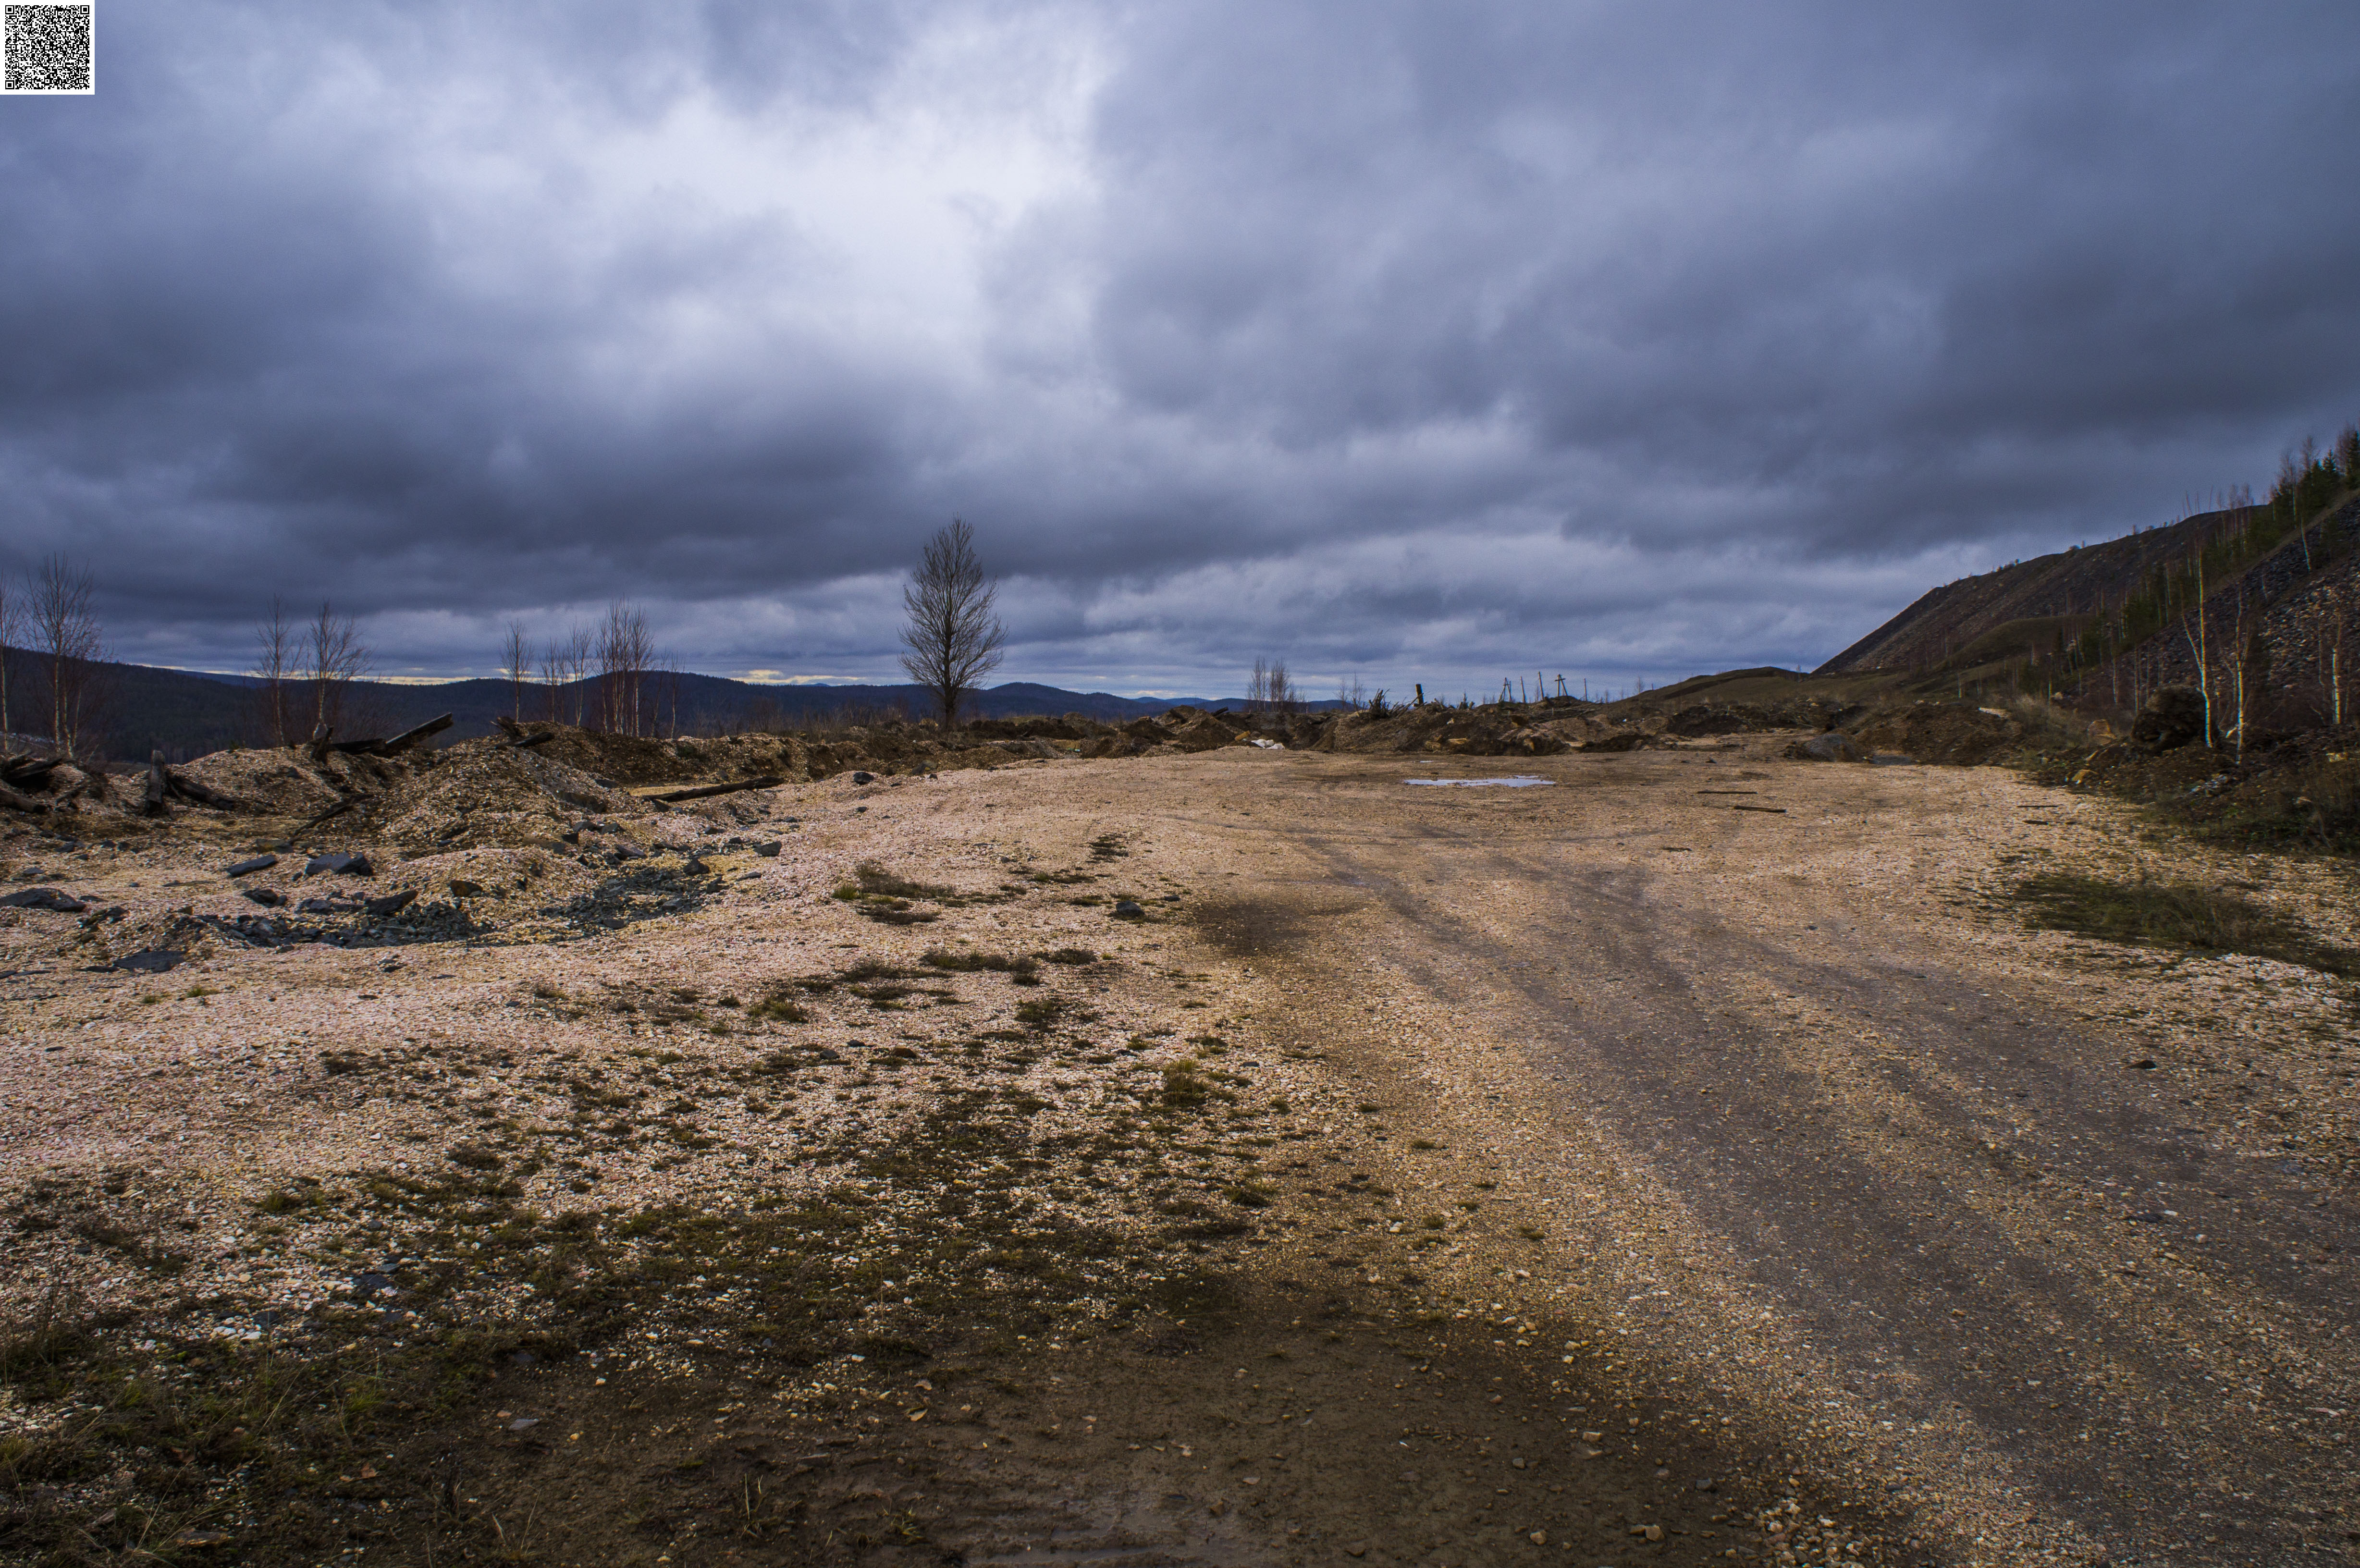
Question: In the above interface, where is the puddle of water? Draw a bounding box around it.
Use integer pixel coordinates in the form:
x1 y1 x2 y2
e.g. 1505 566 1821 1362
1403 777 1555 788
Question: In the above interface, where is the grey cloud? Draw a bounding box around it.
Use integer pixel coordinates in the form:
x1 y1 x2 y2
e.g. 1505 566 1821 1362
0 0 2355 696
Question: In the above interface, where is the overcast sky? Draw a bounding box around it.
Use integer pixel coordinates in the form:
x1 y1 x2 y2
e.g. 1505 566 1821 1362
4 1 2357 699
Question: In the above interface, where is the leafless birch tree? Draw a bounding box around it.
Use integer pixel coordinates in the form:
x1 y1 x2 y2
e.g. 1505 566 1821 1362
503 620 532 721
307 600 369 735
26 555 106 760
596 600 653 735
251 597 295 746
0 570 19 741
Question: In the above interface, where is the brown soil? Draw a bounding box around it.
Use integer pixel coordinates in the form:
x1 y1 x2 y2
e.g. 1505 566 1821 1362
4 736 2355 1566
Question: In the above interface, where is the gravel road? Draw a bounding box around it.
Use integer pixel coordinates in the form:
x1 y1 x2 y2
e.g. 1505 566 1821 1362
1164 740 2358 1566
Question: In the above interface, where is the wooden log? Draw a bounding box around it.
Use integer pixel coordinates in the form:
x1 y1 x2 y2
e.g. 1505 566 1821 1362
638 775 784 804
0 780 48 814
0 755 60 785
164 769 239 809
307 724 334 765
293 797 356 834
493 715 525 739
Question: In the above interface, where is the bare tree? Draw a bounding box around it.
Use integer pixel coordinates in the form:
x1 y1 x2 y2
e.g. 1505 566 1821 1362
565 625 594 725
899 519 1005 732
307 600 369 735
595 600 653 735
502 620 532 721
25 555 106 760
0 569 19 741
1246 656 1298 714
251 597 295 747
2320 584 2349 729
2181 557 2212 748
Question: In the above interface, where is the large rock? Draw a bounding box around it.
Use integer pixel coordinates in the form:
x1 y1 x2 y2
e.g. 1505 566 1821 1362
2132 686 2209 752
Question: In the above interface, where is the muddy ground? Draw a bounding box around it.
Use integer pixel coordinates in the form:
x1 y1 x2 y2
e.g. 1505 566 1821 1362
2 737 2355 1567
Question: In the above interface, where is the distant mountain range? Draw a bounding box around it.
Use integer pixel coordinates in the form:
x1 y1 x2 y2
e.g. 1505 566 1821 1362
0 657 1296 761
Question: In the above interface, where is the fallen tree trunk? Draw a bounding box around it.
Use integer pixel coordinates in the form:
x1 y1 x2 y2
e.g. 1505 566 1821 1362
639 775 785 804
307 724 334 765
0 780 49 814
165 769 239 809
0 755 60 786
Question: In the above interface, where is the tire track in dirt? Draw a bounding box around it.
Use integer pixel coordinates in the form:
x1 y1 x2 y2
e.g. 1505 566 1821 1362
1217 750 2357 1565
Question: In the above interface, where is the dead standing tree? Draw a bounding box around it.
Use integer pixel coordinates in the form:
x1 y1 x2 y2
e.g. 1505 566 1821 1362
251 597 295 747
306 600 369 740
503 620 532 722
27 555 106 760
899 519 1005 733
0 570 19 741
596 600 653 735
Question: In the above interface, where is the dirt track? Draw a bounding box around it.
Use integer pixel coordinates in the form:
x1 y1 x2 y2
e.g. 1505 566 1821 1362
1170 741 2358 1566
4 736 2355 1566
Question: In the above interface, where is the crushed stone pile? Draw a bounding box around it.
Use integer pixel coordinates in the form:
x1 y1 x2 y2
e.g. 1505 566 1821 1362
177 747 354 817
373 743 649 852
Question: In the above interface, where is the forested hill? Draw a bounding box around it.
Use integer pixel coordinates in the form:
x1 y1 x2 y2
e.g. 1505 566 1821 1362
1816 429 2359 723
2 662 1238 763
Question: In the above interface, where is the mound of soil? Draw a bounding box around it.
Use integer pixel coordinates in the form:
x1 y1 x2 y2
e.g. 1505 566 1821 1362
1851 703 2023 765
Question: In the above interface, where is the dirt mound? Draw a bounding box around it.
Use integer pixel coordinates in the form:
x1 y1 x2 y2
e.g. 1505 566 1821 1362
176 747 350 817
1660 697 1840 736
374 743 649 852
1316 704 1597 756
1850 703 2023 765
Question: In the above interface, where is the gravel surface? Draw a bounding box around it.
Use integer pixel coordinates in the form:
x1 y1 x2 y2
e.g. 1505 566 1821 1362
2 739 2352 1565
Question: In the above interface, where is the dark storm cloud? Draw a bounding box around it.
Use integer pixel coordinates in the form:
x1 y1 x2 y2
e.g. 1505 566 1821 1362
1 0 2355 694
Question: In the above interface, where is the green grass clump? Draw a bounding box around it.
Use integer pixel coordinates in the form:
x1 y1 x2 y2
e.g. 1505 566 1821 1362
2013 871 2359 975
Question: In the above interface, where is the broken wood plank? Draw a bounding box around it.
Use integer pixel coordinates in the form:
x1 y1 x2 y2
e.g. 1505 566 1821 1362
379 712 454 753
637 775 785 805
1730 804 1788 814
331 712 455 757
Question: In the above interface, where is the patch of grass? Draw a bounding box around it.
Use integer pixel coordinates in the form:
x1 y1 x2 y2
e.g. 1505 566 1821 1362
746 990 809 1024
853 862 958 900
1037 947 1097 966
921 948 1038 976
2012 871 2360 975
